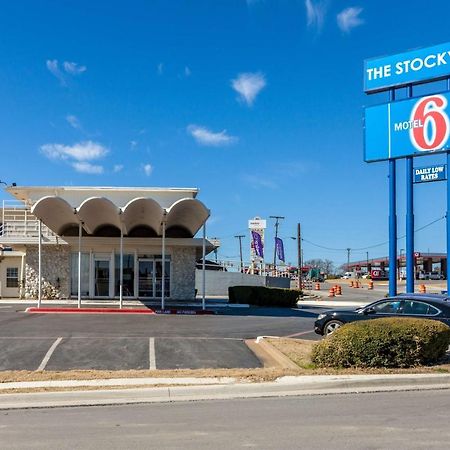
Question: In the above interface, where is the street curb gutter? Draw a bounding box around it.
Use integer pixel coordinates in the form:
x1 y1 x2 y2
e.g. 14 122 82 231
0 374 450 410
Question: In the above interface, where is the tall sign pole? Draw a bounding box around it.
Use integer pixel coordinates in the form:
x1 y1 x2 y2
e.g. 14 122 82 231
388 88 398 297
297 223 302 289
406 85 415 293
447 77 450 294
270 215 284 268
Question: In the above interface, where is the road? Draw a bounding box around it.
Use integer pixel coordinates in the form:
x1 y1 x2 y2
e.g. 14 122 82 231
1 390 449 449
0 304 320 370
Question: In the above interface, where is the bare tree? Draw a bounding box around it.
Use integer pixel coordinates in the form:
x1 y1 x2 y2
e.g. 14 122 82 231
304 258 335 275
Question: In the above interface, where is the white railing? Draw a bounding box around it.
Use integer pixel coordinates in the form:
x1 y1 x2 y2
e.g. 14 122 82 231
1 200 58 242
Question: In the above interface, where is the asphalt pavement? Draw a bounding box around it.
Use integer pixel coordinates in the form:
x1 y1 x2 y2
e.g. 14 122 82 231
1 390 449 449
0 303 320 370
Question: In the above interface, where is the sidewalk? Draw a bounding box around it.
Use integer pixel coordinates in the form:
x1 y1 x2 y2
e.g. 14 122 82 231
1 373 449 409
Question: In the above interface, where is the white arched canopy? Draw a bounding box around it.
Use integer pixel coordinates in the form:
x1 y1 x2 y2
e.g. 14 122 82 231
121 197 164 236
166 198 210 237
31 196 78 235
76 197 122 235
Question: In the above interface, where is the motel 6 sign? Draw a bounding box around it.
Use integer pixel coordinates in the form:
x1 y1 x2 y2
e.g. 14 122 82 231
364 41 450 163
365 93 450 162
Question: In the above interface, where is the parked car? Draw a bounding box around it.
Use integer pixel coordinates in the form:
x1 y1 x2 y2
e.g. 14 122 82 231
314 293 450 336
341 272 353 279
429 271 444 280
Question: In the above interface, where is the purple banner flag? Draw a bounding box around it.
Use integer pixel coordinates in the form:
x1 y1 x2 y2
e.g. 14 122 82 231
275 237 285 262
251 231 264 258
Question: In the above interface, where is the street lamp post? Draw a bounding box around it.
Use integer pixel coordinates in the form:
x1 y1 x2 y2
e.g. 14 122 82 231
270 215 285 272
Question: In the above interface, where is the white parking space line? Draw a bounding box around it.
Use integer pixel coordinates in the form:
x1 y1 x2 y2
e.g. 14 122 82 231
37 337 63 371
149 337 156 370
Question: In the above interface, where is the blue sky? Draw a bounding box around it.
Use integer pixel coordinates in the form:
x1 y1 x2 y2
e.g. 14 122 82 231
1 0 450 269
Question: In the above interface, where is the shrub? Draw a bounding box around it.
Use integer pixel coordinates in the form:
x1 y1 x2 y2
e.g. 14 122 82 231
228 285 301 307
311 317 450 368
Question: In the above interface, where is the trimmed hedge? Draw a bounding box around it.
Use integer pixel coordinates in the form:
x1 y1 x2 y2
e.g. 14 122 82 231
228 285 301 307
311 317 450 368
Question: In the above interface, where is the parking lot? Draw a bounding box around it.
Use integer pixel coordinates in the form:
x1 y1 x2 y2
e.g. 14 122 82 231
0 304 319 371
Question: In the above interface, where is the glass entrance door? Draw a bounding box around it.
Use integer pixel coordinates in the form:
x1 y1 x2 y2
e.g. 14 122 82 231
138 260 154 297
94 259 110 297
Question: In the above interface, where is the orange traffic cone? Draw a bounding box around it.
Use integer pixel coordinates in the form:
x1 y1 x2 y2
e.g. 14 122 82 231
368 280 374 290
419 284 426 293
335 285 342 296
350 281 354 288
315 282 320 290
328 287 335 297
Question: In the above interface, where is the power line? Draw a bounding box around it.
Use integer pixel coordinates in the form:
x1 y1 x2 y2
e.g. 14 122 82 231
301 215 446 252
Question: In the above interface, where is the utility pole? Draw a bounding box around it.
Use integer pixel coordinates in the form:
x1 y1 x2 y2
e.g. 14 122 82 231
347 248 351 272
366 251 369 274
270 215 285 269
297 223 302 290
235 235 245 273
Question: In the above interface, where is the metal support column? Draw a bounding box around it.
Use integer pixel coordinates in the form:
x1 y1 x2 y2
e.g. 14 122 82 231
119 227 123 309
78 222 82 308
388 88 397 297
447 78 450 294
406 156 415 292
38 220 42 308
161 220 166 311
447 151 450 293
405 85 415 293
202 223 206 311
297 223 302 290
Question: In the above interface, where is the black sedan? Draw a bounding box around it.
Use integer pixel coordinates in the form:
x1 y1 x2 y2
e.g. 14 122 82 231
314 294 450 336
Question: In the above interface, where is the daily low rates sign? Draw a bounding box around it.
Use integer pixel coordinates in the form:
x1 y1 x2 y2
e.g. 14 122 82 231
365 93 450 162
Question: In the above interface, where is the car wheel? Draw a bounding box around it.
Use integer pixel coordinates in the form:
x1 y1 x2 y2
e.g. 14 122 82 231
324 320 344 336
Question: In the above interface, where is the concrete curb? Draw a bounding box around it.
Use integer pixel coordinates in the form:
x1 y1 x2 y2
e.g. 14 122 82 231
245 337 299 370
1 374 449 410
25 307 217 315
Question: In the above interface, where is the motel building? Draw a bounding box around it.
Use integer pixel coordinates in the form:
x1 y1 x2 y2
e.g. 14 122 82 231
0 186 214 305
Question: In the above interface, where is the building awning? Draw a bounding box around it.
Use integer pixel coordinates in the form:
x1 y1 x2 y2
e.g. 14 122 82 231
31 195 210 238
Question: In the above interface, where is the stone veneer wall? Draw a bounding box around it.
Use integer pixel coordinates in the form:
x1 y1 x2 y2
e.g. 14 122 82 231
170 247 196 300
25 245 70 299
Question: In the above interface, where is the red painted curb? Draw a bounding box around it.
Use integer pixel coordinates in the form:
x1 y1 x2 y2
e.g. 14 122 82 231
25 307 156 315
155 309 216 315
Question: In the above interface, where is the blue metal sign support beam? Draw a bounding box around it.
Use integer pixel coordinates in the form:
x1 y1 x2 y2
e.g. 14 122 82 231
406 85 415 293
389 88 397 297
447 77 450 294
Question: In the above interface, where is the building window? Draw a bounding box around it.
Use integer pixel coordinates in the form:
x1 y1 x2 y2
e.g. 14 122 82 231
6 267 19 288
115 254 135 297
70 253 90 296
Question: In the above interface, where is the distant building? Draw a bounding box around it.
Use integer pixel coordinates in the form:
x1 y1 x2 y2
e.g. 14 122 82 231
346 253 447 279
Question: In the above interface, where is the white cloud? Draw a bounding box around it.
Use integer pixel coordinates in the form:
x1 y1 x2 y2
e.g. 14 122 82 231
184 66 191 77
72 162 104 174
305 0 327 32
337 7 364 33
187 125 237 147
113 164 124 173
40 141 109 162
231 72 266 106
46 59 66 85
143 163 153 176
63 61 87 74
66 114 82 130
157 63 164 75
130 140 138 150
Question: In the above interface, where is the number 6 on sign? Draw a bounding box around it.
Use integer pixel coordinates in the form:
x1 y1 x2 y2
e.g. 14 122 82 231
410 95 450 151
